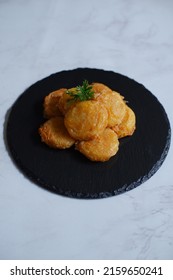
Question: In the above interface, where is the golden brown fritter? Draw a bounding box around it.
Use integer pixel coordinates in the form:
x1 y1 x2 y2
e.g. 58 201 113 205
39 81 136 162
43 88 66 118
58 87 79 115
92 83 126 127
39 117 75 149
76 128 119 162
58 92 73 115
95 90 126 127
92 82 112 98
64 100 108 141
112 105 136 138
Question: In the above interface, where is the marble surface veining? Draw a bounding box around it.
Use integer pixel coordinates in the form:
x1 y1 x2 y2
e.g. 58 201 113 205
0 0 173 260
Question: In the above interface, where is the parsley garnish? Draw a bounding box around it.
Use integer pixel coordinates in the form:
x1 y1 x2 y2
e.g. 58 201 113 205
66 80 94 102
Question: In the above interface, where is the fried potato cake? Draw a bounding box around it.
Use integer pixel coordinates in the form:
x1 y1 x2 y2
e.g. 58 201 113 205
58 92 73 115
95 90 126 127
112 105 136 138
58 87 79 115
92 82 112 98
92 83 126 127
76 128 119 162
39 117 75 149
39 81 136 162
64 100 108 140
43 88 66 118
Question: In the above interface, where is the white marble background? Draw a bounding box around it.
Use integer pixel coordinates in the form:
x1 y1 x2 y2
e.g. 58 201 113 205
0 0 173 260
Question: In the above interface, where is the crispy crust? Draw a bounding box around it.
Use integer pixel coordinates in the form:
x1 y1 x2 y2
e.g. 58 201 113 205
64 100 108 141
76 128 119 162
43 88 66 118
112 105 136 138
92 82 112 98
58 92 74 115
58 87 80 115
95 90 126 127
39 82 136 161
39 117 75 149
92 83 126 127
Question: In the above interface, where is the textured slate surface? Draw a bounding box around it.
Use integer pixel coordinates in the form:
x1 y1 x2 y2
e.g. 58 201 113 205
6 68 171 199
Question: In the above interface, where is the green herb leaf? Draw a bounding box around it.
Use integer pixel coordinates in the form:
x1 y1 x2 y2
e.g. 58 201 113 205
66 80 94 102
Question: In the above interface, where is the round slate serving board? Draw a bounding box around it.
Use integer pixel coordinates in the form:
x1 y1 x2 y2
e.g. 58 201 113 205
6 68 171 199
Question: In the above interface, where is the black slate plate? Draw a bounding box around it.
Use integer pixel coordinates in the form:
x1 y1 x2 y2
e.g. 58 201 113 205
6 68 171 199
